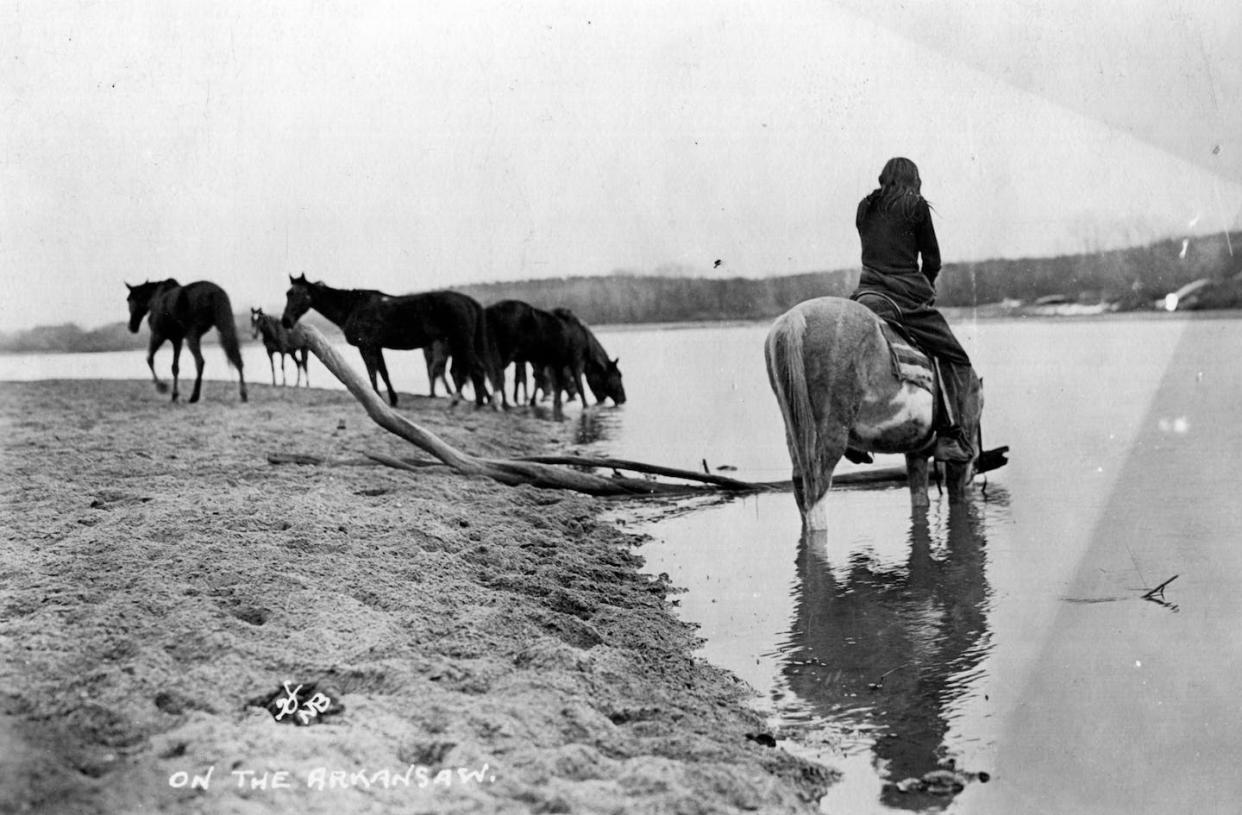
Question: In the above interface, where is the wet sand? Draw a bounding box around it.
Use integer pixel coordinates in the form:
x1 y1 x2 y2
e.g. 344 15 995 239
0 378 833 814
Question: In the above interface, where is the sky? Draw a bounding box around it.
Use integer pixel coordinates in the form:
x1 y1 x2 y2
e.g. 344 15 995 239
3 0 1241 332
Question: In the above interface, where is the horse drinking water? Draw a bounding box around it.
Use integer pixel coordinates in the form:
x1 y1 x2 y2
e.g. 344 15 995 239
251 307 310 387
552 308 626 406
765 296 982 530
125 279 248 403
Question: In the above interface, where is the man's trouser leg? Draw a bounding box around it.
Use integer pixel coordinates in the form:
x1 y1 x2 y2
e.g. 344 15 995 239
933 360 975 463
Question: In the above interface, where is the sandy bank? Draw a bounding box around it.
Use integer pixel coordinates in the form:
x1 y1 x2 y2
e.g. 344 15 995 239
0 379 833 814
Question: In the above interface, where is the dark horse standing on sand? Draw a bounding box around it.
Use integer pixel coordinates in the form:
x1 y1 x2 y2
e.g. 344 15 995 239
251 307 310 387
765 297 982 531
125 279 247 403
281 274 503 407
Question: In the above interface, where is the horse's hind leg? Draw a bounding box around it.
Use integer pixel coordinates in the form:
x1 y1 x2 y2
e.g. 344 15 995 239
906 453 932 508
512 362 526 404
185 333 205 403
169 338 184 401
801 423 849 533
279 352 288 387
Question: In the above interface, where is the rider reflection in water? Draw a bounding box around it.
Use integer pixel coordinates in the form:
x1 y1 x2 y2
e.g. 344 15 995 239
852 157 975 463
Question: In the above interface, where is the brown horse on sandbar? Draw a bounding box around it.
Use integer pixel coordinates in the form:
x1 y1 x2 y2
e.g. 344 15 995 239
125 279 247 403
281 275 503 407
251 307 310 387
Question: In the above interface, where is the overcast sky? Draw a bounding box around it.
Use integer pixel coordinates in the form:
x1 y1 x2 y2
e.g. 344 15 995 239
3 0 1240 331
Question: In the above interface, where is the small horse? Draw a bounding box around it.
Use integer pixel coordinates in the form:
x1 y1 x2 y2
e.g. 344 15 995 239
282 275 503 407
125 279 247 403
552 308 626 405
764 296 982 529
251 307 310 387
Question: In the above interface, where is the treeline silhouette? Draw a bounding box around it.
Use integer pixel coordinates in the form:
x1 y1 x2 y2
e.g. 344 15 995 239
3 230 1239 354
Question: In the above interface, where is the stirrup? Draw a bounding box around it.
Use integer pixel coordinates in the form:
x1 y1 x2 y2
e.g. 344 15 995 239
844 448 873 465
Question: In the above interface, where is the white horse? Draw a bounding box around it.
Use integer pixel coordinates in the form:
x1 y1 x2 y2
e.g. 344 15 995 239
765 296 982 530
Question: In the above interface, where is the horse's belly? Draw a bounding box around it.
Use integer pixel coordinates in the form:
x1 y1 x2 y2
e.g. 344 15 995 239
852 385 934 452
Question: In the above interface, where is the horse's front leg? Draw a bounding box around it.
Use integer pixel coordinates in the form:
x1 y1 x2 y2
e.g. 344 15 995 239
905 453 932 508
146 336 169 395
268 352 277 387
279 352 288 387
169 338 184 401
945 460 976 503
185 333 205 403
572 369 588 409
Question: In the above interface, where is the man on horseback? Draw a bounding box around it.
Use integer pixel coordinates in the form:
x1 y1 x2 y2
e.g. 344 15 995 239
852 157 975 463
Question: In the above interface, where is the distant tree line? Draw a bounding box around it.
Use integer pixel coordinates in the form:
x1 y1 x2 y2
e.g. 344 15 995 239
936 230 1241 309
3 230 1239 354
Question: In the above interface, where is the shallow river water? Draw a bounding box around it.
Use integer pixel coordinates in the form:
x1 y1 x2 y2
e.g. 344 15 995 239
589 314 1242 815
5 312 1242 813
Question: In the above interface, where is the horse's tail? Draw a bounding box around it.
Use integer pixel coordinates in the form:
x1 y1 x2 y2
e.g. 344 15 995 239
764 308 823 512
476 304 505 399
213 290 245 373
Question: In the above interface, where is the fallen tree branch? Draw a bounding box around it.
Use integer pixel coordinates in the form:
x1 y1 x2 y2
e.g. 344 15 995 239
518 454 769 491
291 324 751 497
290 323 1009 498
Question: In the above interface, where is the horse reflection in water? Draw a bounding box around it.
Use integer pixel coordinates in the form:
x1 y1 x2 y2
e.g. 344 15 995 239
571 405 623 445
785 497 1003 810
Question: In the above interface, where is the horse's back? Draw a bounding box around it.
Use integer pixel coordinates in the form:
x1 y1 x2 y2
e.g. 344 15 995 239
351 290 479 348
778 296 885 348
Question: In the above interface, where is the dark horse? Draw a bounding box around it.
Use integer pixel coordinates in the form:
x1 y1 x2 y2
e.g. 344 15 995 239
281 275 502 407
552 308 626 405
125 279 247 403
251 307 310 387
484 300 582 411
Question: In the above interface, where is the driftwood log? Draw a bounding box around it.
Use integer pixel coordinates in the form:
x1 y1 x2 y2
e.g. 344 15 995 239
289 323 1007 498
292 324 724 496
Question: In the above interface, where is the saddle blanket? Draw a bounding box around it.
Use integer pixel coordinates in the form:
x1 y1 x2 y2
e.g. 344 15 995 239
879 322 935 394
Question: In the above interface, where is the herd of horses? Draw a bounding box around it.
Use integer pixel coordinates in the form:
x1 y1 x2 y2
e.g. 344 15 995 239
126 279 989 526
124 275 625 413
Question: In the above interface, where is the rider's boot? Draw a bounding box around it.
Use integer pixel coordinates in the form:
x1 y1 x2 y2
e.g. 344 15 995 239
933 361 976 464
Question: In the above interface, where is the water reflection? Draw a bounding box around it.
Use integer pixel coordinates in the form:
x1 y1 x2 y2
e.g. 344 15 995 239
783 493 1007 810
571 405 624 445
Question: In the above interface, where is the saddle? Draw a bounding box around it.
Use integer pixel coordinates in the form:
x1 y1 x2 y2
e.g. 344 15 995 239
844 292 941 464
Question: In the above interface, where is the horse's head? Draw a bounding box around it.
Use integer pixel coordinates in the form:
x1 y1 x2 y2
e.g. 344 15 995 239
125 281 157 333
586 357 626 405
282 278 313 329
250 307 265 337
